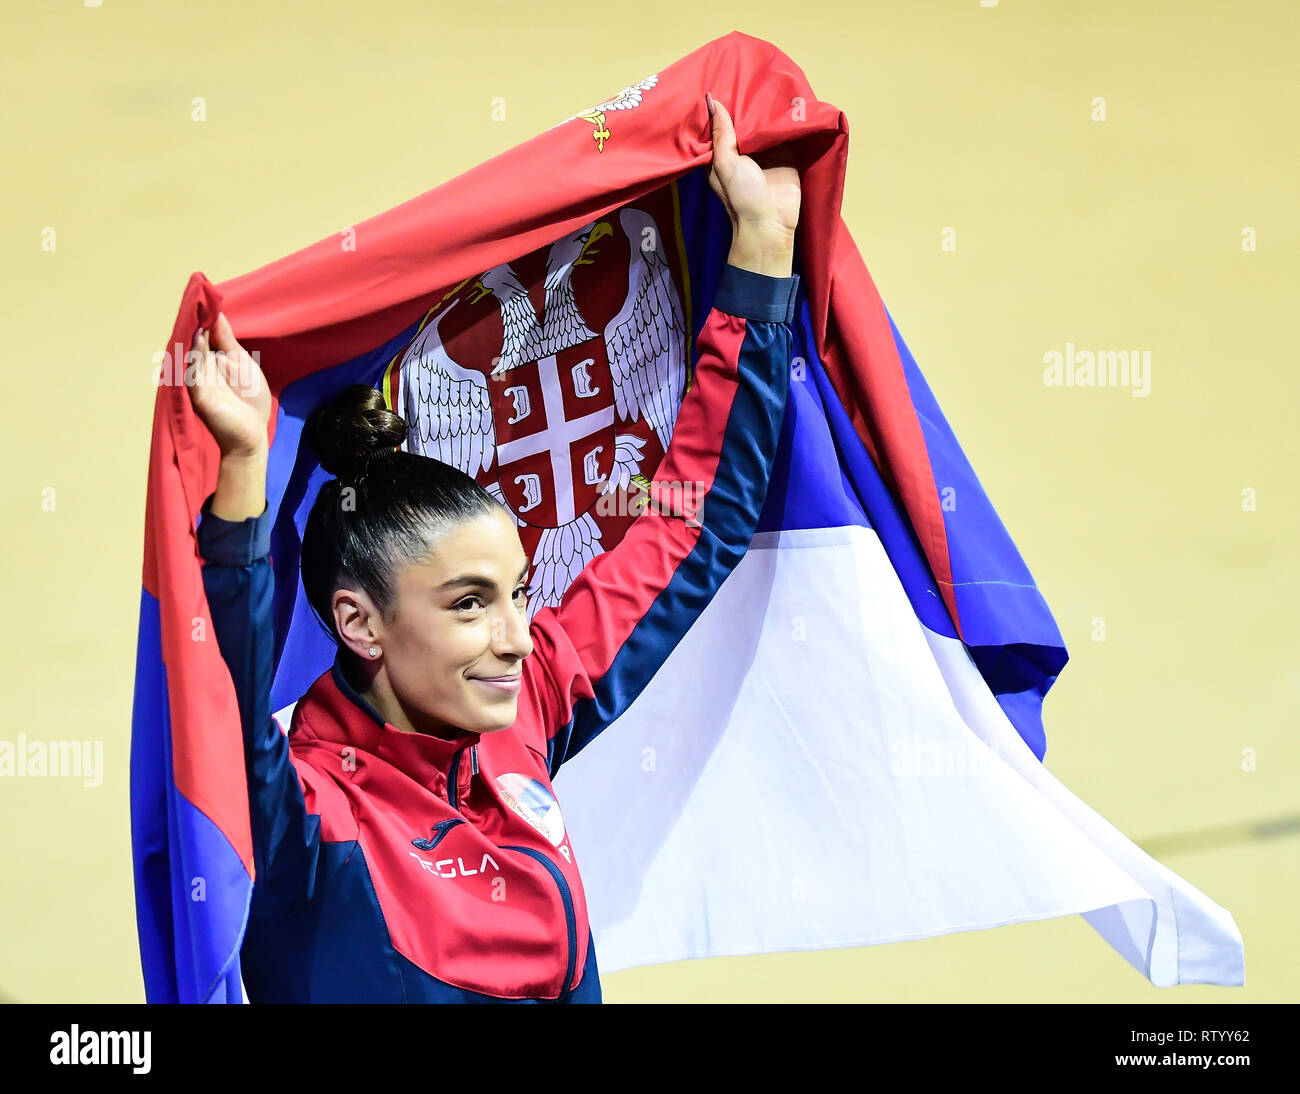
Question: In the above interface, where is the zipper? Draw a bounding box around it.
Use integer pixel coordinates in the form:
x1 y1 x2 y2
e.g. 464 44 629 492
447 747 463 810
447 743 479 811
502 844 577 997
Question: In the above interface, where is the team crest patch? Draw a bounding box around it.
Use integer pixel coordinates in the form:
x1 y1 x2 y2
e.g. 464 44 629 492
495 773 566 846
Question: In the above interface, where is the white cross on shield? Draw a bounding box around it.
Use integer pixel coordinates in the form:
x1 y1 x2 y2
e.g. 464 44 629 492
489 338 617 529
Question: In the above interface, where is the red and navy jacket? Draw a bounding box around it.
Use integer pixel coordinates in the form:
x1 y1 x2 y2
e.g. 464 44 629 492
198 261 799 1003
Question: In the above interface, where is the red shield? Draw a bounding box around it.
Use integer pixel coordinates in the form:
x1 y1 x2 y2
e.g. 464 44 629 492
488 337 617 530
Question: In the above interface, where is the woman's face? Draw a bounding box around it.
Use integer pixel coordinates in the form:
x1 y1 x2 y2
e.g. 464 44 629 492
345 507 535 738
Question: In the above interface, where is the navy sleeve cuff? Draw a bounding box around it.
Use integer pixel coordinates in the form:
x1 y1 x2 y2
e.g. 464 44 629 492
198 493 272 565
713 263 800 324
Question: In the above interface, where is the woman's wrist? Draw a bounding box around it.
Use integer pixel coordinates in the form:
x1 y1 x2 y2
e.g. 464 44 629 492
211 448 269 522
727 219 795 279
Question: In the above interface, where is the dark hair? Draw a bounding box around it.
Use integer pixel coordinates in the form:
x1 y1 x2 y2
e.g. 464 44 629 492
301 384 499 650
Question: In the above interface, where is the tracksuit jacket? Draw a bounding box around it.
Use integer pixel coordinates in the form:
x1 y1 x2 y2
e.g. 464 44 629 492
197 260 800 1003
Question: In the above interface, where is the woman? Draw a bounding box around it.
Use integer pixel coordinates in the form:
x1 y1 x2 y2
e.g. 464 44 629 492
189 93 801 1003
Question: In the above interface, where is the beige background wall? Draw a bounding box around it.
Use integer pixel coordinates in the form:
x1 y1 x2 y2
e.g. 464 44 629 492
1 0 1294 1002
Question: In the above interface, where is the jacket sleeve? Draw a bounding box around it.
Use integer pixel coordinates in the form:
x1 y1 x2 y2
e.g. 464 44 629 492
198 494 325 921
524 261 799 777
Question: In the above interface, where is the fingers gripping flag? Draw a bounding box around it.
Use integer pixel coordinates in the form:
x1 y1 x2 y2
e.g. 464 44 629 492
130 32 1244 1002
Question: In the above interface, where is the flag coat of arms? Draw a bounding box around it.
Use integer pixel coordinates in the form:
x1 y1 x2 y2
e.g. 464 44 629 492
130 31 1245 1002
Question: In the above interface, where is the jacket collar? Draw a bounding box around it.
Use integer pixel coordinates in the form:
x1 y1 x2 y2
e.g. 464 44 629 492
293 652 478 777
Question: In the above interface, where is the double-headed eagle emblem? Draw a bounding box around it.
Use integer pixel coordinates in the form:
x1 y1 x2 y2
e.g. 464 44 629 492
395 205 687 620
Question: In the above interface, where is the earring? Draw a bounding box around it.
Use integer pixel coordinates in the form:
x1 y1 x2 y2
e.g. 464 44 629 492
368 646 379 658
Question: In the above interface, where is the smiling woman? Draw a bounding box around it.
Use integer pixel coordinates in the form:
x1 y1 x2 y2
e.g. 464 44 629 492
184 93 803 1003
299 384 535 740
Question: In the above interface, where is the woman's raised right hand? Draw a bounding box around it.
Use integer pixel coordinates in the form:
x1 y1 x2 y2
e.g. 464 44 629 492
187 311 272 458
705 94 800 279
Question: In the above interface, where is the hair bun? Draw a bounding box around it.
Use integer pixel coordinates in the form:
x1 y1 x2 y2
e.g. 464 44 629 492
306 384 409 480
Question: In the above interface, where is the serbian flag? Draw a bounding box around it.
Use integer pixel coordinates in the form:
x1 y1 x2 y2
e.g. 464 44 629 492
130 31 1244 1002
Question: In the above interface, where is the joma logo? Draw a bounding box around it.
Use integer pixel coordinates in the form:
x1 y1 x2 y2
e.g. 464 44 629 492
408 850 501 878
